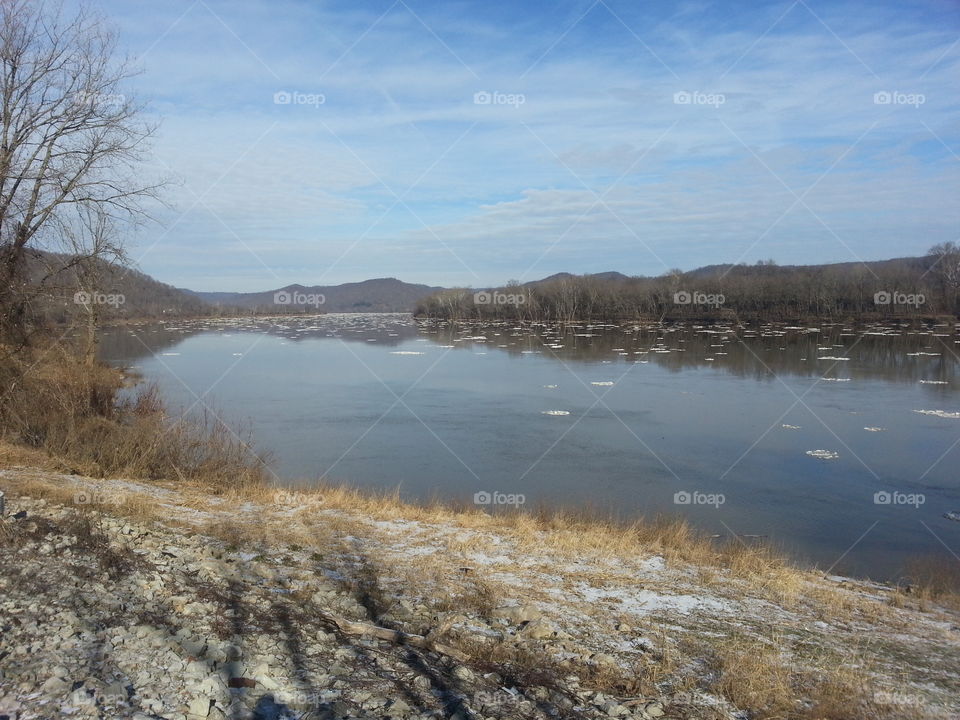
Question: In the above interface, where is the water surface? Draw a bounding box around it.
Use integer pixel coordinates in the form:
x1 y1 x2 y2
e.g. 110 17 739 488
99 314 960 580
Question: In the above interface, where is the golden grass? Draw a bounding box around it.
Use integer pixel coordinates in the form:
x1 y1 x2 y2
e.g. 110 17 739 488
710 638 929 720
0 342 267 486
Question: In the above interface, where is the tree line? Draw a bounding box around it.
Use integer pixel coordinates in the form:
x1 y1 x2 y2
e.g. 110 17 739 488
414 249 960 322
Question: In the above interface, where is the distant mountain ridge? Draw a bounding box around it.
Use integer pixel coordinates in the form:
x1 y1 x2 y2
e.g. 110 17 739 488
23 249 952 321
182 278 444 313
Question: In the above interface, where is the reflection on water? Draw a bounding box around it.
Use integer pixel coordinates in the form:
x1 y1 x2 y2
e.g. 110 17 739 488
99 313 960 581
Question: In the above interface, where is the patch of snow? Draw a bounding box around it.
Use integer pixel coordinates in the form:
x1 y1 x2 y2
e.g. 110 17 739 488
806 450 839 460
913 409 960 419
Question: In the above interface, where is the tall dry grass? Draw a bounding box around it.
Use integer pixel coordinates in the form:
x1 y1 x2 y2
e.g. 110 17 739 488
710 638 928 720
0 340 267 487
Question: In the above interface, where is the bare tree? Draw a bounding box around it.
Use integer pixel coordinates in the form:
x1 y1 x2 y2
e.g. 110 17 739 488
0 0 161 340
62 202 125 363
928 242 960 314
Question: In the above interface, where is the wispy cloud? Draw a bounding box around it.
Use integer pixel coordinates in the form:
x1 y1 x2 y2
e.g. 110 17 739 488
93 0 959 290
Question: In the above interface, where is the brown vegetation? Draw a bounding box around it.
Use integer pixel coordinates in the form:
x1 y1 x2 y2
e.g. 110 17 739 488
0 340 267 486
415 245 960 322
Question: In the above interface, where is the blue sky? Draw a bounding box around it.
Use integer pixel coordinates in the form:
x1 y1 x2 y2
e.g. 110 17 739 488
87 0 959 290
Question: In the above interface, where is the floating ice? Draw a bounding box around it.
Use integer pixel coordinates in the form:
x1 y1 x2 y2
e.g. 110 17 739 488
389 351 424 355
944 511 960 522
781 424 801 429
817 356 849 361
919 380 948 385
541 410 570 416
160 353 180 356
913 410 960 419
820 377 850 382
590 381 614 386
864 427 885 432
806 450 839 460
543 384 558 389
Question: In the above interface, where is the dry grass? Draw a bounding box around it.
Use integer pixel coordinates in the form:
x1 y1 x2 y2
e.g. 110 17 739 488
709 638 928 720
0 341 267 487
903 555 960 612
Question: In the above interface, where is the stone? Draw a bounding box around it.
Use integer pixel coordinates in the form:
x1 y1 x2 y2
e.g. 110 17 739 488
491 605 542 624
41 675 70 693
643 701 665 718
520 618 557 639
187 696 211 717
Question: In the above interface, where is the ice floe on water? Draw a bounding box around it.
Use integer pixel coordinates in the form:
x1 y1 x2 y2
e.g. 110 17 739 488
590 381 614 386
913 409 960 419
944 511 960 522
919 380 948 385
820 377 850 382
543 384 558 389
541 410 570 416
907 351 940 356
863 427 885 432
781 424 801 429
817 356 849 361
160 352 180 356
806 450 839 459
389 351 424 355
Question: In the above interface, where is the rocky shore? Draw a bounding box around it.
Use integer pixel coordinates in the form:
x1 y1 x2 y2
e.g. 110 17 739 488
1 461 958 720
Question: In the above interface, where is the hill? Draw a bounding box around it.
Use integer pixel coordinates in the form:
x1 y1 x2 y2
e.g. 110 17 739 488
23 249 210 321
183 278 443 313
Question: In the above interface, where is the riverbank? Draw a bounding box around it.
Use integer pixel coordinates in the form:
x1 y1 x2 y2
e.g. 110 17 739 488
1 442 958 720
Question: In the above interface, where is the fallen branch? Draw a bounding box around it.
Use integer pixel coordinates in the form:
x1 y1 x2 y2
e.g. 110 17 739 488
324 613 469 662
